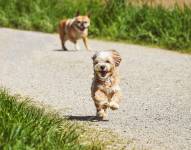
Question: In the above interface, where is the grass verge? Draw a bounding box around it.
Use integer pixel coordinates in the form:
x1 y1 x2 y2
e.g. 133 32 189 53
0 0 191 53
0 88 103 150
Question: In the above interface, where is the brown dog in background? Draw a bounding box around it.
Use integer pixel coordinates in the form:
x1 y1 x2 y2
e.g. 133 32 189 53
91 50 122 120
58 12 90 51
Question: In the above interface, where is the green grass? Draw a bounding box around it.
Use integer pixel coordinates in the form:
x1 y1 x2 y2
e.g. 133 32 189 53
0 0 191 52
0 89 102 150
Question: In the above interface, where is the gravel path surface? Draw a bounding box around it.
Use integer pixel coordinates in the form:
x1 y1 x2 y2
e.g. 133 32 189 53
0 28 191 150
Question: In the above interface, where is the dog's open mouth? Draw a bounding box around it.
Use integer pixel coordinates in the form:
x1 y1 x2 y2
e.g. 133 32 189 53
76 25 86 31
99 71 108 77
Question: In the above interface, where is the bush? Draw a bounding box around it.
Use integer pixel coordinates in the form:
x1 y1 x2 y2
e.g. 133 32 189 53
0 0 190 52
16 16 32 30
0 11 9 26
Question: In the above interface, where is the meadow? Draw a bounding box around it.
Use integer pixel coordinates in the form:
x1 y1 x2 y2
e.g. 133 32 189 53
0 0 191 52
0 89 102 150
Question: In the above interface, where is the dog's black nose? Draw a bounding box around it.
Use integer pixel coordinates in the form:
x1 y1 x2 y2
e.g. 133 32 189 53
100 65 105 70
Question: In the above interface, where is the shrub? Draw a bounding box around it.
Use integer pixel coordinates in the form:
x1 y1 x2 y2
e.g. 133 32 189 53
0 0 190 52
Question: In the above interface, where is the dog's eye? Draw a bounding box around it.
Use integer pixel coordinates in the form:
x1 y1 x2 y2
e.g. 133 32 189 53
77 21 81 23
106 60 110 63
83 21 87 24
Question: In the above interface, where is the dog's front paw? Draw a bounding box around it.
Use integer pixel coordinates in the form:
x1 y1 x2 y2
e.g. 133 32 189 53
96 110 108 121
109 101 119 110
96 109 105 117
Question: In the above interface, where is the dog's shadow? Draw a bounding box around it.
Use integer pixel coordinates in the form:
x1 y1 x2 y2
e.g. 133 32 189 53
53 49 78 52
66 115 108 122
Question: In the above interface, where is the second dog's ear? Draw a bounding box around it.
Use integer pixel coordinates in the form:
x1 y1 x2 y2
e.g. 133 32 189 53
92 51 98 61
92 54 96 61
76 10 80 17
111 50 122 67
87 12 91 18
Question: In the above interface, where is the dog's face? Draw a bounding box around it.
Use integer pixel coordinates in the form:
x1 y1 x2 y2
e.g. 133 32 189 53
73 13 90 32
92 50 121 80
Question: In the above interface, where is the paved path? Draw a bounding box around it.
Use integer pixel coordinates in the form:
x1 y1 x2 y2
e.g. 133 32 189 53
0 28 191 150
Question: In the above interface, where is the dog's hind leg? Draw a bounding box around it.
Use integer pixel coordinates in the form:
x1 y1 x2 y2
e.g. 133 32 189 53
60 33 67 50
58 22 68 51
61 39 68 51
59 34 68 50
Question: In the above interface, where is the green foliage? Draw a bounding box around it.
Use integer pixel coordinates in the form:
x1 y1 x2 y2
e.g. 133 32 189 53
0 11 9 26
0 89 101 150
0 0 190 52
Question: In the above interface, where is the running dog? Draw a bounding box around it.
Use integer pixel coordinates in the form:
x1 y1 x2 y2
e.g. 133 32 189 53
59 12 90 51
91 50 122 120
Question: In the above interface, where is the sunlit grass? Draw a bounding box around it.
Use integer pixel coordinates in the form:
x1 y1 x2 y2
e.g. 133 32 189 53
0 89 102 150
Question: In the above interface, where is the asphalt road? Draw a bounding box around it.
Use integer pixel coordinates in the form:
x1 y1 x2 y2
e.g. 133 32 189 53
0 28 191 150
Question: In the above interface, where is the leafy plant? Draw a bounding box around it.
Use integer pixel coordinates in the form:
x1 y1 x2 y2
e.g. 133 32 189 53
0 0 190 52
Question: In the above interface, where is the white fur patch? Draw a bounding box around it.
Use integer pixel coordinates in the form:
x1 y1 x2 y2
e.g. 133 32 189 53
84 23 90 28
97 51 111 59
66 19 74 26
65 19 75 33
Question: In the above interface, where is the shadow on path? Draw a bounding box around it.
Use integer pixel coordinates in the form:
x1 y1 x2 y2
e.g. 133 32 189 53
52 49 78 52
66 115 109 122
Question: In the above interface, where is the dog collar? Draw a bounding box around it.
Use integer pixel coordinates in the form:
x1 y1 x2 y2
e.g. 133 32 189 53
105 77 112 85
97 77 112 85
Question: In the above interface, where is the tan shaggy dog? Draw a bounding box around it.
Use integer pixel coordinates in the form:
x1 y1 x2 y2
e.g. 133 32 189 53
58 12 90 51
91 50 122 120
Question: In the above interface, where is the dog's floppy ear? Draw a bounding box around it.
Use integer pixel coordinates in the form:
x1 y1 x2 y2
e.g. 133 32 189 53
92 53 97 61
111 50 121 67
75 10 80 17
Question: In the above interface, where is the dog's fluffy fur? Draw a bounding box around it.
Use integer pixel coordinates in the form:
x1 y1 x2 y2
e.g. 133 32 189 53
91 50 122 120
59 12 90 51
